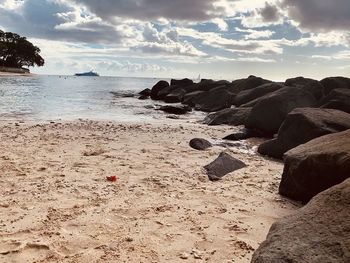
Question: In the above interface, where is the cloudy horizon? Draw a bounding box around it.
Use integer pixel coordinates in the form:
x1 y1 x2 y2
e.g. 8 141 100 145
1 0 349 80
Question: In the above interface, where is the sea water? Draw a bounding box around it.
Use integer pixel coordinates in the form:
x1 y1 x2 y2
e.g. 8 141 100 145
0 75 204 122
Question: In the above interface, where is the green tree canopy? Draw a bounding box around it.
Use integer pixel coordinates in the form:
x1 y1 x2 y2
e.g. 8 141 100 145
0 30 44 68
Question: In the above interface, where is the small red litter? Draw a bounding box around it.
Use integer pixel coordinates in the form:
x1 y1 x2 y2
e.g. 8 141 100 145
106 176 117 182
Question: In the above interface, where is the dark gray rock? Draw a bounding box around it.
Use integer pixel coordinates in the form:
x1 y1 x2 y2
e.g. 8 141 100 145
258 108 350 159
223 128 263 141
189 138 212 151
203 107 252 126
226 75 272 94
234 83 284 106
157 105 192 115
245 87 317 135
252 178 350 263
184 80 229 93
164 88 186 103
182 90 205 106
286 77 325 100
320 88 350 114
150 80 169 100
279 129 350 203
204 152 247 181
321 76 350 95
139 88 151 97
194 89 235 112
170 78 194 87
138 95 149 100
156 85 179 100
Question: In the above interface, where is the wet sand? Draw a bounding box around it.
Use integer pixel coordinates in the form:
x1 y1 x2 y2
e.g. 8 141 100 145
0 120 300 262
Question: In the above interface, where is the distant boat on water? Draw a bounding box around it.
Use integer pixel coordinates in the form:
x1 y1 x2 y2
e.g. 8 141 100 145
75 70 99 77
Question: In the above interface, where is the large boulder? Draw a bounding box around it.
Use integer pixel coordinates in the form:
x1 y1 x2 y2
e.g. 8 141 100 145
182 91 205 106
204 152 247 181
164 88 186 103
321 76 350 95
193 88 235 112
279 129 350 203
286 77 325 100
252 178 350 263
203 107 252 126
258 108 350 159
320 88 350 114
156 105 192 115
234 83 284 106
150 80 169 100
170 78 194 87
225 75 272 95
184 80 229 93
245 87 317 135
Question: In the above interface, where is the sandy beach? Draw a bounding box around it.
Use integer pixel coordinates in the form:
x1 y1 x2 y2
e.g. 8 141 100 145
0 120 299 262
0 72 32 77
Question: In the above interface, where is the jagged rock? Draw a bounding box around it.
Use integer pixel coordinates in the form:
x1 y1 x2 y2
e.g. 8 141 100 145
286 77 324 100
138 95 149 100
252 178 350 263
184 80 230 93
320 88 350 114
204 152 247 181
234 83 284 106
157 85 179 100
321 76 350 95
245 87 317 135
150 80 169 100
279 129 350 203
203 107 252 126
258 108 350 159
157 105 192 115
189 138 212 151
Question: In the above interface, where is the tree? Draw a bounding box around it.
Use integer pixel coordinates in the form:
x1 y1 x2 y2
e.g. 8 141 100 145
0 30 44 68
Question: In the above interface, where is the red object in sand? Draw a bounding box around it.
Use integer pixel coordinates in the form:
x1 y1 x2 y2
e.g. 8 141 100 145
107 176 117 182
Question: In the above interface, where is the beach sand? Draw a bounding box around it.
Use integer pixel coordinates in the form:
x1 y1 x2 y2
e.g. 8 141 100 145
0 120 300 262
0 72 32 77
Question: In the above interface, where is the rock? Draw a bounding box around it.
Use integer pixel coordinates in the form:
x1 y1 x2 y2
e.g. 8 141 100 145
194 89 235 112
110 91 136 98
189 138 212 151
245 86 317 135
150 80 169 100
258 108 350 159
234 83 284 106
203 107 252 126
139 88 151 96
320 88 350 114
286 77 325 101
223 128 262 141
170 78 193 87
252 178 350 263
182 91 205 106
226 75 272 94
164 88 186 103
157 105 192 115
204 152 247 181
279 129 350 203
321 76 350 95
184 80 229 93
138 95 149 100
156 85 179 100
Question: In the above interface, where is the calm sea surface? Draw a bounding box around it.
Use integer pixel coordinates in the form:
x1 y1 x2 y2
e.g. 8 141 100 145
0 75 204 122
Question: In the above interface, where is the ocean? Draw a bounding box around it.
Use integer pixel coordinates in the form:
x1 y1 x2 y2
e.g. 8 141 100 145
0 75 205 122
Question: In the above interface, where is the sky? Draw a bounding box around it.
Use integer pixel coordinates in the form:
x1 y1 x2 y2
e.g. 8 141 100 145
0 0 349 80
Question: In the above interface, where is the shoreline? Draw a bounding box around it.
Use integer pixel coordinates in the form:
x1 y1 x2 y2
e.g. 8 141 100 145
0 119 299 262
0 71 33 77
